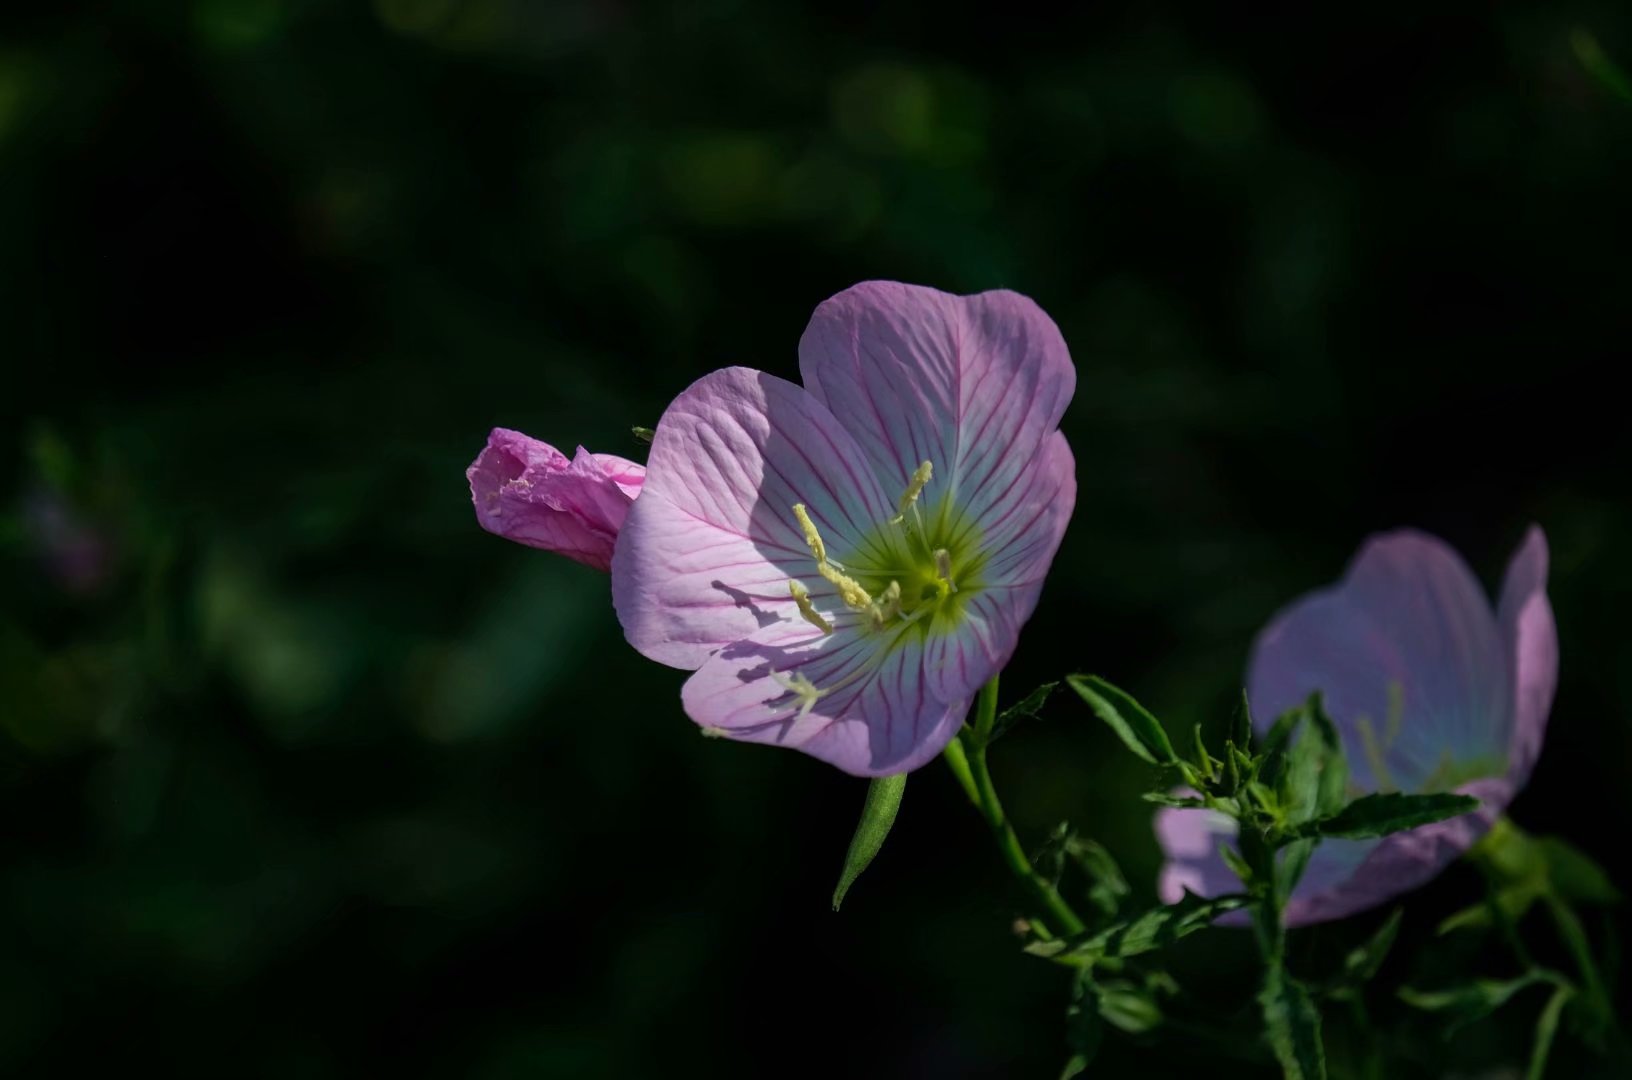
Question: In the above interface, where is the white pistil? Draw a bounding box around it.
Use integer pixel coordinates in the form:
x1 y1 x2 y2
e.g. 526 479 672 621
773 670 827 718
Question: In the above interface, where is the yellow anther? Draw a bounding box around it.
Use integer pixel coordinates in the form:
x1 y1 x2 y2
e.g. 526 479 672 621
890 460 934 524
869 580 902 628
772 670 826 718
789 580 833 634
817 561 873 610
933 548 957 593
792 503 827 565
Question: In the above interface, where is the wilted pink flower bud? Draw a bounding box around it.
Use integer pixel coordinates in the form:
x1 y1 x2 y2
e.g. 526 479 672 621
467 428 644 572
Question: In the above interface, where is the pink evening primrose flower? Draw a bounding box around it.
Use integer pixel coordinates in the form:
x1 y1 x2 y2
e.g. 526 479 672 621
468 428 645 572
1156 527 1557 926
611 281 1077 777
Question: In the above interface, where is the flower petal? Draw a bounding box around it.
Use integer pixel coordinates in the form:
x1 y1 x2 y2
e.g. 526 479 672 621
1247 530 1511 794
797 282 1075 525
680 615 969 776
611 367 896 669
1155 776 1509 926
905 413 1077 706
467 429 643 572
1496 526 1556 787
1282 776 1511 926
1153 804 1240 904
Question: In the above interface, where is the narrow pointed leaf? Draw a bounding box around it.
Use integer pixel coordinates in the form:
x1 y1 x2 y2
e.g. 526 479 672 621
1526 983 1574 1080
1342 909 1403 984
1231 687 1253 751
1538 837 1623 904
1025 892 1249 963
1281 792 1479 843
1398 971 1555 1034
831 773 907 911
990 680 1060 743
1067 675 1176 765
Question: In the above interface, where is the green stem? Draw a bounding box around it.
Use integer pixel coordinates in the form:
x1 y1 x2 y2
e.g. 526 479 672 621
942 676 1087 939
1543 893 1610 1024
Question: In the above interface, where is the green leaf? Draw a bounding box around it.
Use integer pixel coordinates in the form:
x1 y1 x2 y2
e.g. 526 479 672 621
1277 837 1316 899
1526 983 1575 1080
1281 792 1479 843
831 774 906 911
1260 965 1327 1080
1538 837 1623 905
1220 842 1253 885
1059 968 1105 1080
990 680 1059 743
1258 704 1303 763
1438 882 1546 936
1231 687 1253 752
1070 836 1131 917
1096 979 1164 1034
1067 675 1176 765
1572 28 1632 106
1025 891 1249 964
1304 696 1349 819
1141 791 1209 809
1398 971 1553 1033
1341 909 1403 985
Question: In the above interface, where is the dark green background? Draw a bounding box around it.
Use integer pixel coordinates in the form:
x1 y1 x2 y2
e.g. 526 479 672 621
3 2 1628 1076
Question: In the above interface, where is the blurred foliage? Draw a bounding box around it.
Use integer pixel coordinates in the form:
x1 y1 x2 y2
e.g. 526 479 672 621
3 1 1631 1076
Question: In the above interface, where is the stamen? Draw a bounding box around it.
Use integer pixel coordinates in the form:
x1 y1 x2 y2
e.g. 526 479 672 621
792 503 827 565
933 548 957 593
772 670 826 718
868 580 902 628
789 580 833 634
817 561 873 610
889 460 934 524
792 502 870 610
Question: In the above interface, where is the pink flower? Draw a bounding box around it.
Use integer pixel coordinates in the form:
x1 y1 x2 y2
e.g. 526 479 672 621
467 429 645 572
1156 527 1558 925
611 281 1077 776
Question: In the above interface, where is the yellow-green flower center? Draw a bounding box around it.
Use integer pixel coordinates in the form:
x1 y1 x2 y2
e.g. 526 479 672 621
788 460 985 642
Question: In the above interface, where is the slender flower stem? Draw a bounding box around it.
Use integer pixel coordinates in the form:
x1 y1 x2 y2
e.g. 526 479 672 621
943 677 1087 939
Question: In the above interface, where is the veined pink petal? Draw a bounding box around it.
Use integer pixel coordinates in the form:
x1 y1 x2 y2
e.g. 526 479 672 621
1496 526 1556 787
797 282 1075 531
1247 530 1511 794
467 429 644 572
611 367 896 670
680 614 969 776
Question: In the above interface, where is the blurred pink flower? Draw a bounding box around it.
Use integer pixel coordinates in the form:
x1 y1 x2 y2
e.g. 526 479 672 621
1156 527 1557 925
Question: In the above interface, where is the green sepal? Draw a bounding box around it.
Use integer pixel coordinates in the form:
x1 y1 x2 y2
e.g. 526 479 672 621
831 773 907 911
